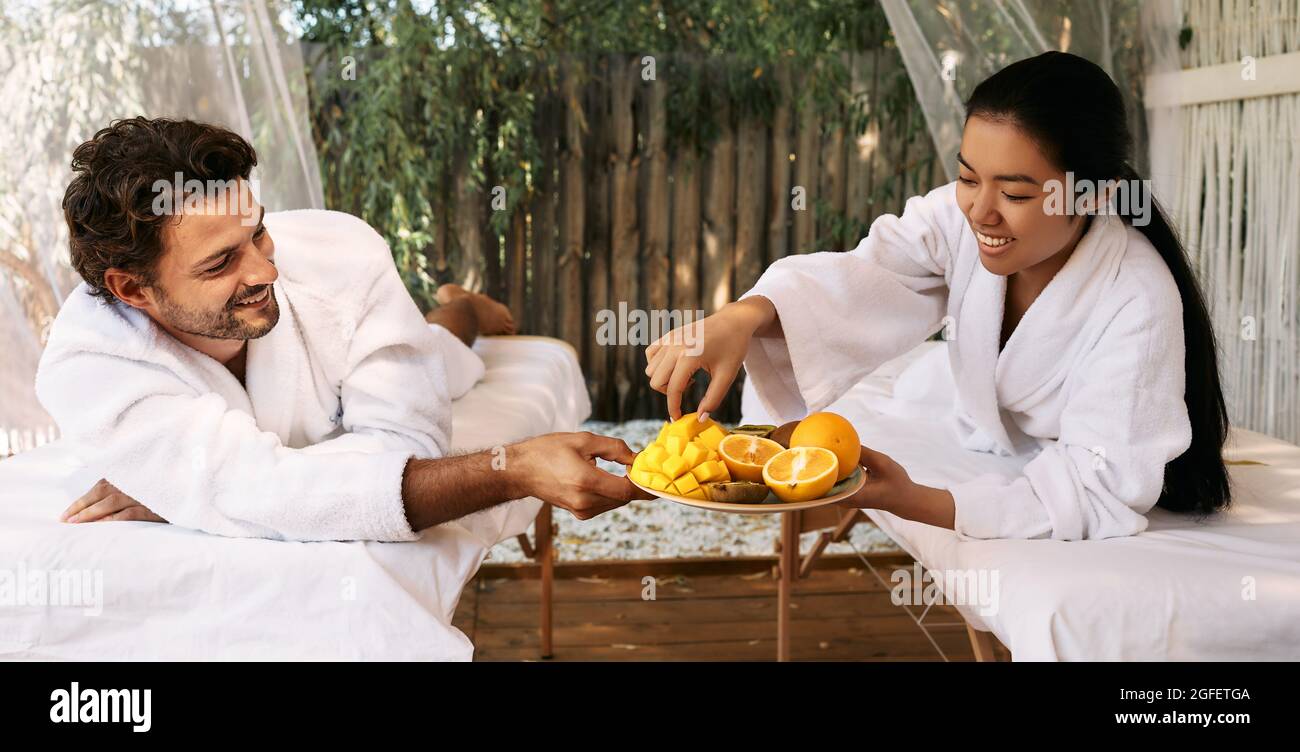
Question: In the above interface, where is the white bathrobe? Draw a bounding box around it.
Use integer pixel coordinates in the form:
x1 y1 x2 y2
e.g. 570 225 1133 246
742 181 1192 541
35 209 484 542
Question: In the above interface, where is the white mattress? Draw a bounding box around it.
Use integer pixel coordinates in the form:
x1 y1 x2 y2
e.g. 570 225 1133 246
0 335 589 661
743 342 1300 661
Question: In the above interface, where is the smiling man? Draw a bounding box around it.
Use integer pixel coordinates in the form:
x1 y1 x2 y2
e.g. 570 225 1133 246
37 117 647 541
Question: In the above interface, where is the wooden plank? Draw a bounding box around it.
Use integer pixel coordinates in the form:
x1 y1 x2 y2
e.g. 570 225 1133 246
701 94 735 313
475 582 956 624
505 208 526 326
867 47 894 224
474 566 911 604
557 60 586 353
474 612 968 649
766 64 793 265
482 109 501 300
791 72 819 254
733 115 768 294
609 54 641 418
640 65 671 361
477 551 912 581
818 76 847 249
1144 50 1300 107
584 57 613 418
452 144 485 290
669 151 701 315
846 50 877 232
530 95 558 335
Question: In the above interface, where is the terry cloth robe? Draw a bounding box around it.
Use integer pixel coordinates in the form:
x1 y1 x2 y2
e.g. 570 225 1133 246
35 209 487 542
741 181 1192 541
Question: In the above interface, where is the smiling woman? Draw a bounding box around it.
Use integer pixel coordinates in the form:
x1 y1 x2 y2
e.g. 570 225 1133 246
645 51 1231 542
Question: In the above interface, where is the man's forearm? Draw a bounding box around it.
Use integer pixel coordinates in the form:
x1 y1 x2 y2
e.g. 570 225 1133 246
401 447 526 531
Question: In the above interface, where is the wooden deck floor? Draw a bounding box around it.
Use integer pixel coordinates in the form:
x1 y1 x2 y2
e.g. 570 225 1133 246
454 557 1011 661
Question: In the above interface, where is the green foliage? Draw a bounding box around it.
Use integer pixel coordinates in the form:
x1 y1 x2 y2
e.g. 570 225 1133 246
293 0 928 308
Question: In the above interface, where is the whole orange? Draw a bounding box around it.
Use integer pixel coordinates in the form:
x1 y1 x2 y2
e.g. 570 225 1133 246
789 412 860 482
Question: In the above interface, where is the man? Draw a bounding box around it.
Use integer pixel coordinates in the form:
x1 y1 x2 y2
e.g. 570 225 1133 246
38 116 648 541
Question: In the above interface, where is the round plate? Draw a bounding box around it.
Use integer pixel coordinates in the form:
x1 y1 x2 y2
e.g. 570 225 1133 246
631 467 865 515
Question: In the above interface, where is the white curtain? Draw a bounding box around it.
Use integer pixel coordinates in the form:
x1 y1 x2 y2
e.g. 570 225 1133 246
878 0 1142 183
0 0 323 455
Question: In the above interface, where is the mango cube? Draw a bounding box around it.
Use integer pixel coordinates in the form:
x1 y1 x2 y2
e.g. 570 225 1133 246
661 455 689 480
697 424 727 452
681 442 706 469
642 444 668 473
672 472 701 496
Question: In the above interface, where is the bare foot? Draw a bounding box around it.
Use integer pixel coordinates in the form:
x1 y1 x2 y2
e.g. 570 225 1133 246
436 283 517 335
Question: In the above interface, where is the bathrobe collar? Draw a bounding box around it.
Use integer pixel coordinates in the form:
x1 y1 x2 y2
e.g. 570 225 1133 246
245 278 303 446
954 213 1129 454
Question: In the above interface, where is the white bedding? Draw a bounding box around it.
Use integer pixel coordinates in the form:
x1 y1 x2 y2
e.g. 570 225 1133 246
0 335 589 661
743 342 1300 661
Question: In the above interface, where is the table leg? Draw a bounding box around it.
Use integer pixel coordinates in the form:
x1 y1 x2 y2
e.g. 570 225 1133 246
777 510 799 662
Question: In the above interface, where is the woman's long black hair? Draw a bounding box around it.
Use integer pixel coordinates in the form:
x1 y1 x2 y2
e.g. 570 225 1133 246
965 51 1231 516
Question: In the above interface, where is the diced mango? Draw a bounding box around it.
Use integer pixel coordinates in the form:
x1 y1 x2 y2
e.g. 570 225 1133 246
697 424 727 452
665 435 684 457
673 472 701 496
681 441 706 469
661 455 689 480
694 460 730 483
647 474 670 491
628 468 652 486
684 487 708 500
642 444 668 473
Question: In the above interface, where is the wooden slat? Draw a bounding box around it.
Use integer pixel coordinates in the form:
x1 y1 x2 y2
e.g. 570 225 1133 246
766 65 793 265
461 566 987 662
733 115 767 294
792 73 819 254
609 54 641 418
640 66 671 374
583 57 613 417
701 95 735 313
530 95 558 335
557 60 586 353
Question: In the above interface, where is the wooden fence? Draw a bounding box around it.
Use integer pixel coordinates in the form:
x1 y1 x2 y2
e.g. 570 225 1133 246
428 49 946 422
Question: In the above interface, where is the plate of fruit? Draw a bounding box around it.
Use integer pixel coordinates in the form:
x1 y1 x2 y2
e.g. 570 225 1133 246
626 411 865 514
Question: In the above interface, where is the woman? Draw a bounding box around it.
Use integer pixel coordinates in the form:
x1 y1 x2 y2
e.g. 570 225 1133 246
645 51 1231 540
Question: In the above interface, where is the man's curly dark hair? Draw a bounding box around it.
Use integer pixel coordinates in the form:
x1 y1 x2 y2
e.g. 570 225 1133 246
61 117 258 303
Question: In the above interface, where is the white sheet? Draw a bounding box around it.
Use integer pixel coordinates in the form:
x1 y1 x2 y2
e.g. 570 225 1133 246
0 335 589 661
743 342 1300 660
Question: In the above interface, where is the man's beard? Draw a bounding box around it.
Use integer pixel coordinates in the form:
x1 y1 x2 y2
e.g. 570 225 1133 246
153 283 280 341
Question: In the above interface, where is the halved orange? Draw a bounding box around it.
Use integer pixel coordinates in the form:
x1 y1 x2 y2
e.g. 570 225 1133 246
718 434 785 483
761 446 839 503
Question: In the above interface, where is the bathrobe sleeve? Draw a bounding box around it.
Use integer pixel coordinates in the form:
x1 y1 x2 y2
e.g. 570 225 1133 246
740 182 961 422
948 294 1193 540
38 354 421 542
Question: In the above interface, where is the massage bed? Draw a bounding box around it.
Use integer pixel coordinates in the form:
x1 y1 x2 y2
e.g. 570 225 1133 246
0 335 587 661
742 341 1300 661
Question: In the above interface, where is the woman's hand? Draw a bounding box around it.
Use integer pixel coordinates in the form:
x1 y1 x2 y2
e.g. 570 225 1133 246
837 446 956 530
645 296 780 420
61 479 168 524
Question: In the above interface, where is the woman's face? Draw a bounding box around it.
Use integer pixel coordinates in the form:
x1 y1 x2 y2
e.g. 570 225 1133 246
955 114 1087 277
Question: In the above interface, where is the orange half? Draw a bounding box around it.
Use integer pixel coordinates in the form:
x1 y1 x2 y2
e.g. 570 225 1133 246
761 446 839 503
718 434 784 483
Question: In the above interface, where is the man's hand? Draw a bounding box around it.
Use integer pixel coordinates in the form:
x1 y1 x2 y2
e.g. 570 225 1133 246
510 432 656 520
61 479 168 524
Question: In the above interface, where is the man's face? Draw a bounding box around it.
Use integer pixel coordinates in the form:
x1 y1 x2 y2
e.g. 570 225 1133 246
146 179 280 341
